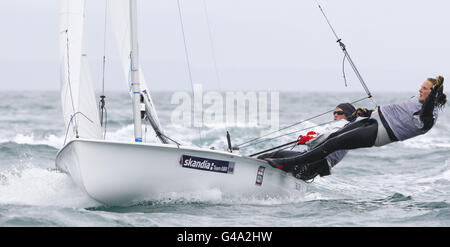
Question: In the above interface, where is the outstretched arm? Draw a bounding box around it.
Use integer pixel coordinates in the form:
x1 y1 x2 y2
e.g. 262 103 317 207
419 77 443 131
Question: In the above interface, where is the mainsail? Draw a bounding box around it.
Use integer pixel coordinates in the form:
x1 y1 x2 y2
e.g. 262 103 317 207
60 0 102 142
109 0 169 144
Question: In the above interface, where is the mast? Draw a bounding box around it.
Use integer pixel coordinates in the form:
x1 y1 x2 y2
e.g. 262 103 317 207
129 0 143 142
109 0 172 144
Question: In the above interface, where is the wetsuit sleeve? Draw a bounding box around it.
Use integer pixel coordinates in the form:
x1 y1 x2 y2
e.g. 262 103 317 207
418 88 439 131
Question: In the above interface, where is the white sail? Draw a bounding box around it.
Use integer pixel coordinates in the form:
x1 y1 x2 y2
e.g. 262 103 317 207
60 0 102 142
109 0 169 143
56 0 303 206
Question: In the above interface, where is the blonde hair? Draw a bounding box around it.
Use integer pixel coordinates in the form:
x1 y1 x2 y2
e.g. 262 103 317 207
426 76 446 109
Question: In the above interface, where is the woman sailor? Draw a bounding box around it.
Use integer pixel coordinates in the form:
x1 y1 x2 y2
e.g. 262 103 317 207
258 103 357 180
263 76 447 180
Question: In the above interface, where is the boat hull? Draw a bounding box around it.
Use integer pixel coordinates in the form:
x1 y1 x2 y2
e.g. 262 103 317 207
56 139 303 205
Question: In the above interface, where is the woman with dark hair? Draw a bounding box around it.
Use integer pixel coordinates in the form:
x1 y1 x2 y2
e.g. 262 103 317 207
258 102 357 180
263 76 446 180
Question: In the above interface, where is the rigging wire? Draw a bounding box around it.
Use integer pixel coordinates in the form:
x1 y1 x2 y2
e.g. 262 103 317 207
176 0 203 145
64 28 79 139
202 0 234 147
315 0 378 111
315 0 375 103
176 0 195 90
202 0 222 90
237 1 379 150
62 0 79 138
239 96 369 149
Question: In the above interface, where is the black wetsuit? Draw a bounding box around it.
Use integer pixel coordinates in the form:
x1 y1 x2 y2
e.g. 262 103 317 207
265 88 440 173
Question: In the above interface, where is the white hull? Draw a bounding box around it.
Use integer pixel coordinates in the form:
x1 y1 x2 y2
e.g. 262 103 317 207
55 139 304 205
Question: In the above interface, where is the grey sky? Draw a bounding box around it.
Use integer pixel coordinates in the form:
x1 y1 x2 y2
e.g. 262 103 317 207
0 0 449 93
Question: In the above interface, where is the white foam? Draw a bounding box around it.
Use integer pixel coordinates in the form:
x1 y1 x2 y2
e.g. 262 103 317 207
0 165 99 208
139 187 308 206
105 124 135 142
5 133 65 149
150 188 224 204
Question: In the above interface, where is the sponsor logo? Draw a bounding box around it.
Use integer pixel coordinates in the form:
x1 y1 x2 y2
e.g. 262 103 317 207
180 155 234 174
255 166 265 186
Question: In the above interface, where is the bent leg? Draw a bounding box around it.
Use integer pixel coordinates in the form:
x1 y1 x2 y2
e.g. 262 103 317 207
257 150 301 159
265 118 379 171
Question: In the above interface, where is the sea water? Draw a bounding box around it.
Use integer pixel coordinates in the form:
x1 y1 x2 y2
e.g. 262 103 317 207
0 91 449 226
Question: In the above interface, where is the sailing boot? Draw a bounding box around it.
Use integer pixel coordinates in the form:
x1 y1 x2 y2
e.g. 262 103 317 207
264 118 378 172
292 159 331 181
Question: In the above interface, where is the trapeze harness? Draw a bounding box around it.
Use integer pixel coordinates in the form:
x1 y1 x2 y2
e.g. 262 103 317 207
265 89 440 172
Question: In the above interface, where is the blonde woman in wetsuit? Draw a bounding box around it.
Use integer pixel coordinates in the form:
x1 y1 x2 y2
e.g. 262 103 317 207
264 76 447 181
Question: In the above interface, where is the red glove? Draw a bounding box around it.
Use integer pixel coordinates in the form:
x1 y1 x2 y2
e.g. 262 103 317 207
297 131 319 145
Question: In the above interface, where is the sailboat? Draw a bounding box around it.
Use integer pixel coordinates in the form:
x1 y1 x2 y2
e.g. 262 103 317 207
56 0 301 205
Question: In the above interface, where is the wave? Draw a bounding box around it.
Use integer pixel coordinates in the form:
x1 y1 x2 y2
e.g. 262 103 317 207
0 118 318 152
0 165 99 208
86 187 309 213
0 133 64 149
401 136 450 149
414 158 450 184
